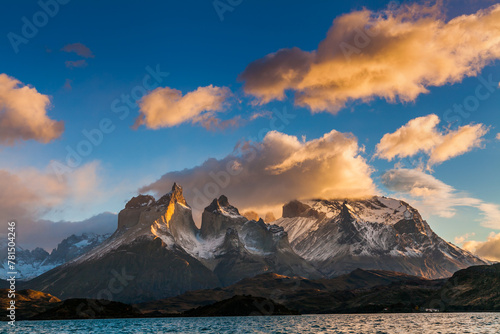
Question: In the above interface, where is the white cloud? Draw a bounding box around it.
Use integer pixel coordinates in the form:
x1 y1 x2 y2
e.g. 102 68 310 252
134 85 234 130
140 129 376 221
381 168 500 229
0 73 64 145
454 232 475 245
239 3 500 113
375 114 488 167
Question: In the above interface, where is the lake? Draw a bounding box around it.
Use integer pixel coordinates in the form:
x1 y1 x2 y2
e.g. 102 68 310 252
2 313 499 333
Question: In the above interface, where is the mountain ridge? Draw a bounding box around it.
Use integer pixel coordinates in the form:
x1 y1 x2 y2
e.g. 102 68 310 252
25 183 487 303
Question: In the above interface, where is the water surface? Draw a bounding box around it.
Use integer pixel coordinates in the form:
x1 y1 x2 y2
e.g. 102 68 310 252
2 313 499 334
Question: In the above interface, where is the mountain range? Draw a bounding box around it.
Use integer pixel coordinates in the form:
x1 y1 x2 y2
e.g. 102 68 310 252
0 233 110 280
25 183 487 303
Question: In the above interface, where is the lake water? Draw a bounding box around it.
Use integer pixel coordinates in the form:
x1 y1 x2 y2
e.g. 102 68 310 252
2 313 499 333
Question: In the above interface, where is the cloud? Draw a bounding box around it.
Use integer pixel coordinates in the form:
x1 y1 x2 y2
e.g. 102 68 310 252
496 133 500 141
375 114 488 166
238 3 500 112
0 74 64 145
134 85 235 130
61 43 95 58
65 59 88 68
140 129 376 220
0 161 114 248
381 168 500 228
454 232 475 245
64 79 72 90
21 213 117 251
463 232 500 262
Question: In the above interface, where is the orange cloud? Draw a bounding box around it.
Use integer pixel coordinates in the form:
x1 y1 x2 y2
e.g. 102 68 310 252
134 85 234 130
463 232 500 262
375 114 488 166
239 3 500 112
140 129 376 220
0 74 64 145
0 161 115 248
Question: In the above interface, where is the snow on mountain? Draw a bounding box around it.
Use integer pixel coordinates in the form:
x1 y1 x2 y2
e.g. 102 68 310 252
274 196 487 279
0 233 110 280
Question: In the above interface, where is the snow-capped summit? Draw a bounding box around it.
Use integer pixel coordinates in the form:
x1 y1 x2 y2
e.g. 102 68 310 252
275 196 487 279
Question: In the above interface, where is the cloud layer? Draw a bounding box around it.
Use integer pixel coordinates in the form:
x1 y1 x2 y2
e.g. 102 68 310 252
0 74 64 145
134 85 234 130
140 129 376 219
381 168 500 228
375 114 488 166
462 232 500 262
0 161 115 249
239 3 500 112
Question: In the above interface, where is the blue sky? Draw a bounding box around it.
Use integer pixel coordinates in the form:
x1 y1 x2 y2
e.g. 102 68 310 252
1 0 500 254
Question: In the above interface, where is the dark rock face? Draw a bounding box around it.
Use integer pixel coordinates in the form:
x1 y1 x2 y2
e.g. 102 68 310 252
282 200 320 218
124 194 155 209
275 197 487 279
200 195 247 239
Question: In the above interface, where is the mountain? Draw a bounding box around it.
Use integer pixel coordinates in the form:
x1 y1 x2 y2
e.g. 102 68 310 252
29 298 141 320
27 183 317 303
137 269 444 315
273 197 487 279
0 289 60 320
182 295 300 317
426 263 500 311
0 233 110 281
26 184 487 303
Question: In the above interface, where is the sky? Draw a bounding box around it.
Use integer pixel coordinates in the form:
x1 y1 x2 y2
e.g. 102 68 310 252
1 0 500 260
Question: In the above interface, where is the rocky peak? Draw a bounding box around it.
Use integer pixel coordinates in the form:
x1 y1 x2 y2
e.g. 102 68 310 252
205 195 240 216
125 194 155 209
339 201 354 221
156 182 188 207
282 200 321 218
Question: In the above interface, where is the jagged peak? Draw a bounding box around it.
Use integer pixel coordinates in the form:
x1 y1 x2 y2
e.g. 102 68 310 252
156 182 188 207
205 195 241 217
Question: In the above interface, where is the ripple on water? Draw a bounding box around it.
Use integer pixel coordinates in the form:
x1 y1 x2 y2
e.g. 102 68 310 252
1 313 500 334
